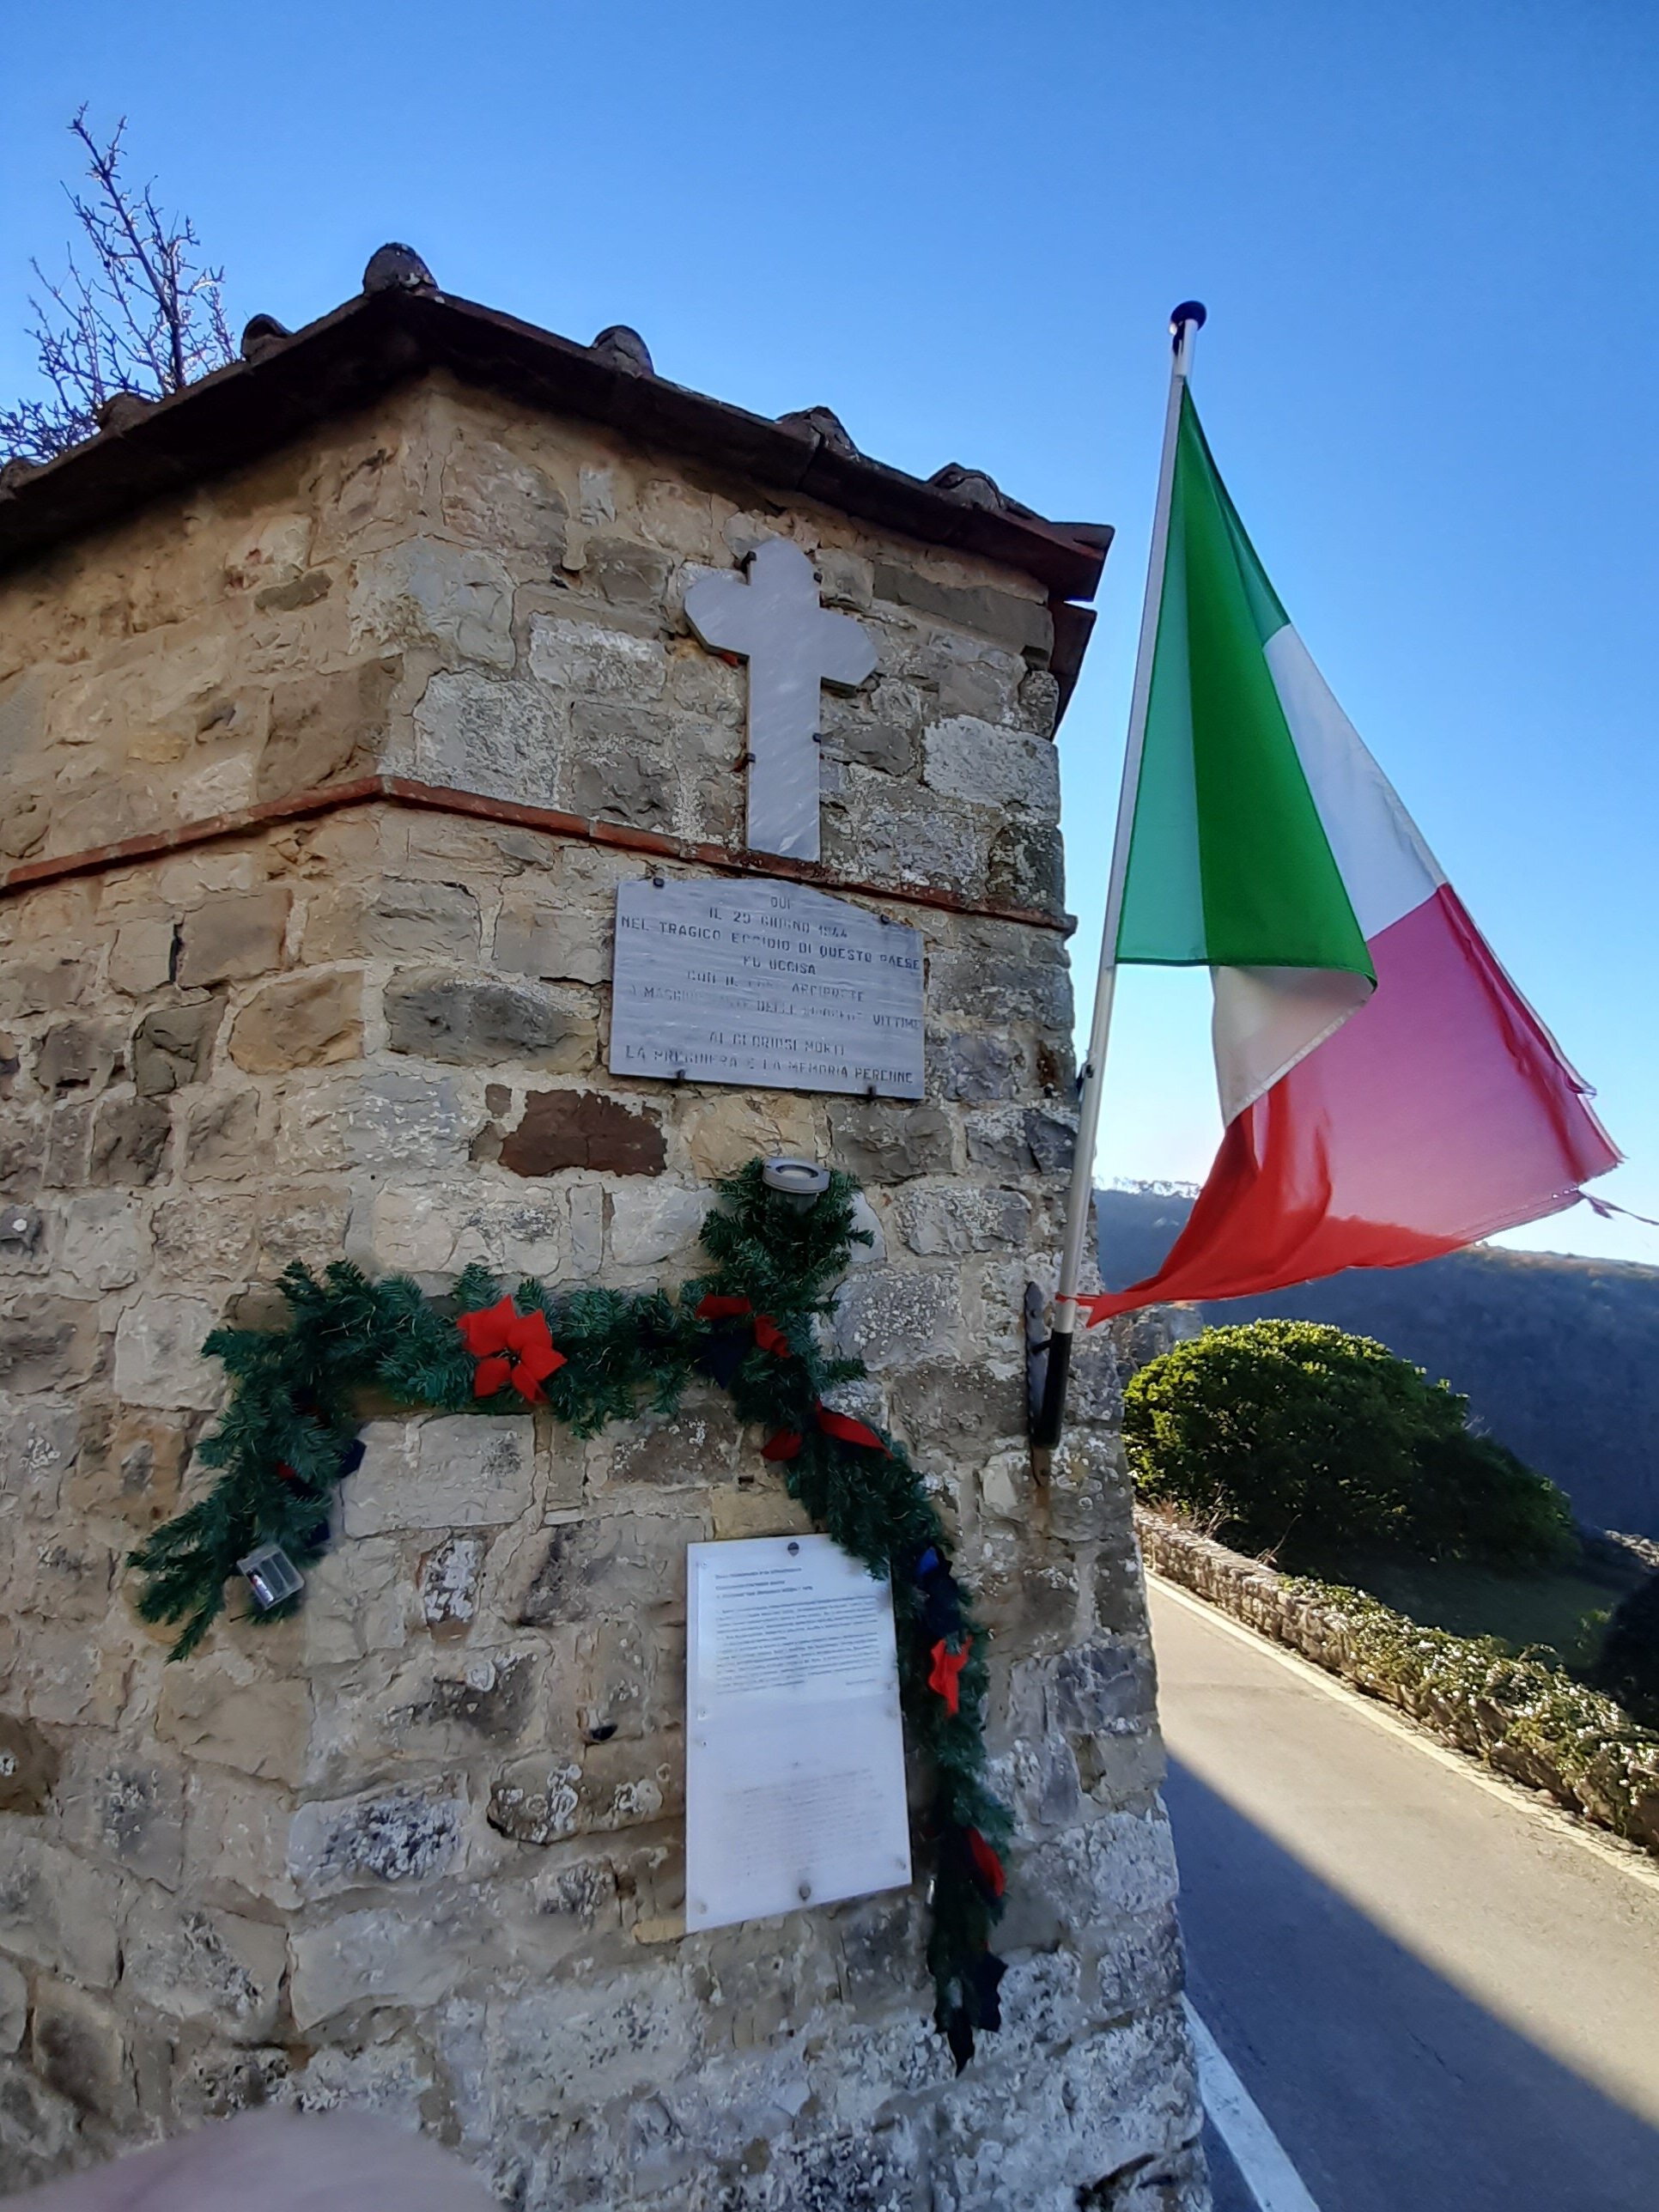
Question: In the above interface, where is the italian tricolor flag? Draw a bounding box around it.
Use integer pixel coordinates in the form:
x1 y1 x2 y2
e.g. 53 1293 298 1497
1084 389 1618 1322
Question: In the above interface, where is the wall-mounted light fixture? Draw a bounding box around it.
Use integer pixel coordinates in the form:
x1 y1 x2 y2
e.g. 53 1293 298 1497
761 1158 832 1211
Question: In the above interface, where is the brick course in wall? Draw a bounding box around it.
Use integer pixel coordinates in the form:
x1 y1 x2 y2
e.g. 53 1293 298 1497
0 343 1203 2207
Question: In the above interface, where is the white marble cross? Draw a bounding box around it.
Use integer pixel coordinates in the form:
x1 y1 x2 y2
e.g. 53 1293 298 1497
684 538 877 861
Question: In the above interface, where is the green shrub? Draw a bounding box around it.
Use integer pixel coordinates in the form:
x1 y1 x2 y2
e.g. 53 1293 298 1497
1408 1429 1577 1568
1589 1572 1659 1726
1123 1318 1573 1569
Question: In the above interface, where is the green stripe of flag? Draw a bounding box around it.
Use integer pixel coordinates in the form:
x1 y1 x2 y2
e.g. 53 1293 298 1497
1115 389 1373 980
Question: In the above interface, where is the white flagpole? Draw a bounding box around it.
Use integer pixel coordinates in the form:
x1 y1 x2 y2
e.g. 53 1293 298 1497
1033 301 1205 1450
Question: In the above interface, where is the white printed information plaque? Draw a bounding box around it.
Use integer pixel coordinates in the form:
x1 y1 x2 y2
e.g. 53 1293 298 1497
684 1534 913 1933
609 875 925 1097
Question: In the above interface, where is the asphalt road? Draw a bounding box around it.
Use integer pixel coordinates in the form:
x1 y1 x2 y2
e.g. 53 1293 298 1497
1149 1575 1659 2212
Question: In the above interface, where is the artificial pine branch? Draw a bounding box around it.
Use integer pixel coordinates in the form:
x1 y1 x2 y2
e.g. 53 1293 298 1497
125 1157 1010 2060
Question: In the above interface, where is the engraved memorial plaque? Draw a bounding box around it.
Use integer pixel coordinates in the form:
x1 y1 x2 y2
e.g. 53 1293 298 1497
609 876 925 1097
684 1534 912 1933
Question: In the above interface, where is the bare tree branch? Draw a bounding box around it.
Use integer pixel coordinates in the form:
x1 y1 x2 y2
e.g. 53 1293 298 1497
0 108 235 466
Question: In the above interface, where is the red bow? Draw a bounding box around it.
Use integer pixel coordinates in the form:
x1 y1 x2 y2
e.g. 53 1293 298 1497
456 1296 566 1404
966 1828 1006 1899
928 1638 970 1716
762 1405 890 1463
815 1407 888 1455
696 1294 791 1358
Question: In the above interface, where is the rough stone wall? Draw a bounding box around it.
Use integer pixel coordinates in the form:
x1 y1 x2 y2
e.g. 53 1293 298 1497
1 371 1066 921
1139 1508 1659 1856
0 392 422 866
0 378 1202 2207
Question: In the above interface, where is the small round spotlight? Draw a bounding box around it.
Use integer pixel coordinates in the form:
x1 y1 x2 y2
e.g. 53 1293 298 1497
761 1157 832 1210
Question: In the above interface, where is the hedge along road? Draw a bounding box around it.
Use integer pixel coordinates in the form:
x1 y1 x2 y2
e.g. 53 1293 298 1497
1150 1576 1659 2212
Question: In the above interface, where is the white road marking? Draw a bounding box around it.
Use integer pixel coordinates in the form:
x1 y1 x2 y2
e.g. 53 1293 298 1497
1148 1570 1659 1897
1185 1998 1323 2212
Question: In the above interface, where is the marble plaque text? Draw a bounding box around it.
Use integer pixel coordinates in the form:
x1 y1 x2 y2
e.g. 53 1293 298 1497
684 1534 912 1932
609 876 925 1097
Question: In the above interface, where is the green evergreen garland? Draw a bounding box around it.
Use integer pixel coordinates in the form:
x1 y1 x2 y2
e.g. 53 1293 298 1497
129 1159 1012 2064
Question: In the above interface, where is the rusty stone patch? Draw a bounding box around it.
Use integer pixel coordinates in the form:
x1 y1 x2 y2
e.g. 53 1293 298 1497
0 1711 61 1814
499 1089 665 1177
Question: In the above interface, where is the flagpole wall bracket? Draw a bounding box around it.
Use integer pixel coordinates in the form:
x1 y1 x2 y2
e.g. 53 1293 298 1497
1024 1282 1053 1456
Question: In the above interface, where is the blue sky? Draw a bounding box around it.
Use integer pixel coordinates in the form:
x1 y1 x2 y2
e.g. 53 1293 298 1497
3 2 1654 1263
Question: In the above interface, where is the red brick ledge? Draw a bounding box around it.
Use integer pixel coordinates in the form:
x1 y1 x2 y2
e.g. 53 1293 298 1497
0 775 1076 934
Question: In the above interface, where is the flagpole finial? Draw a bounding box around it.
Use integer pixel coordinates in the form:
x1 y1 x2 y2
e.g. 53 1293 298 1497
1169 300 1206 349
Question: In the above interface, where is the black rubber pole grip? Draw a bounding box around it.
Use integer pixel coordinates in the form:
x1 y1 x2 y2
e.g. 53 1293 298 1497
1030 1325 1073 1451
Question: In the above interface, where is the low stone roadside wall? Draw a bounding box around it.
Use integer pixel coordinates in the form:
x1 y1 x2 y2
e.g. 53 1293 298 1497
1577 1524 1659 1579
1137 1510 1659 1856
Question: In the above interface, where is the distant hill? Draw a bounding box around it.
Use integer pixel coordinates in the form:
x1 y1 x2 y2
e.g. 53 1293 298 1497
1097 1185 1659 1538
